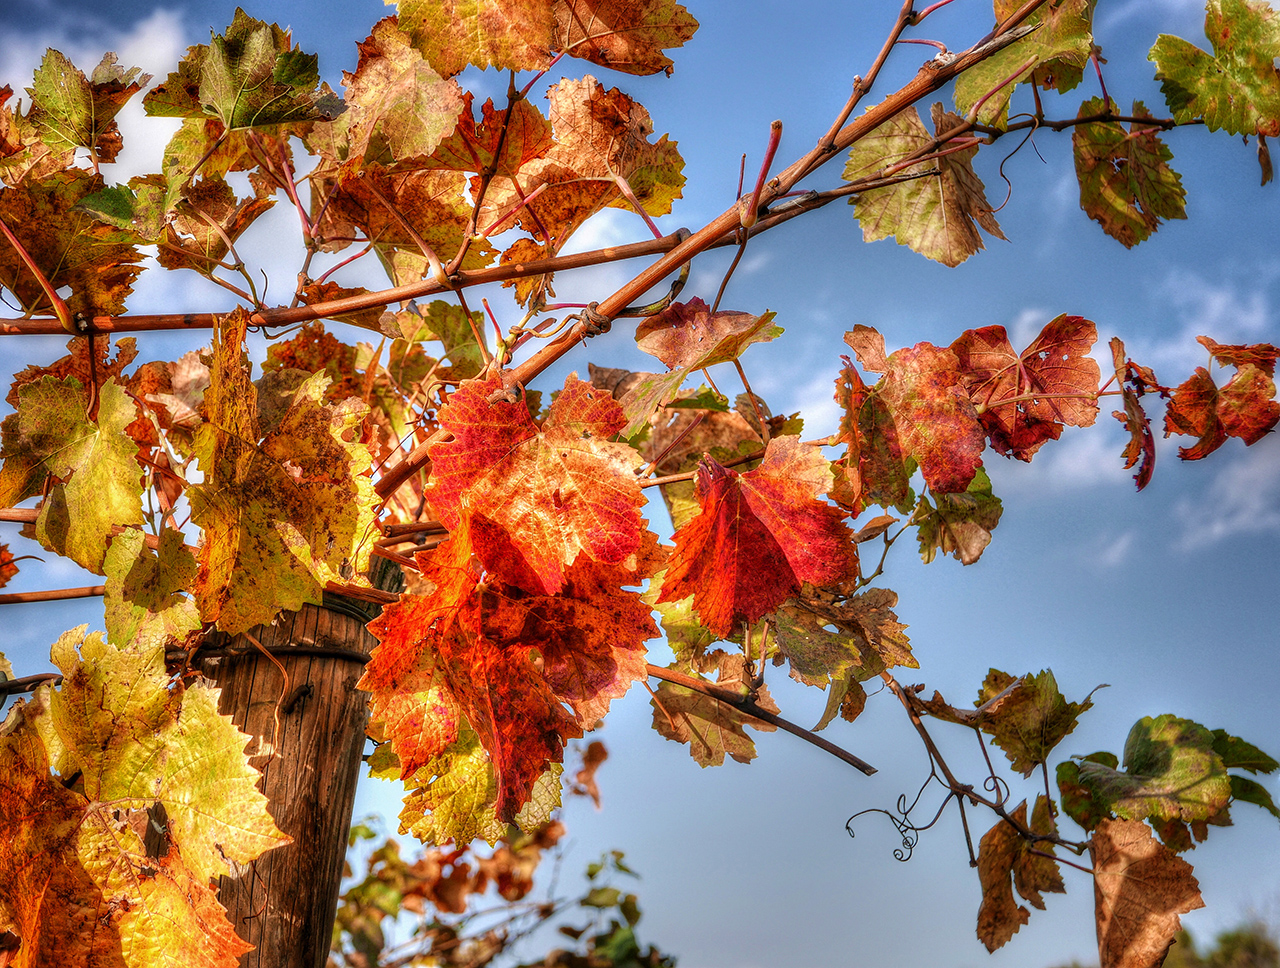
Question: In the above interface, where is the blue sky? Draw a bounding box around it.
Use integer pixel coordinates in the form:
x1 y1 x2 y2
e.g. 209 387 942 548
1 2 1278 967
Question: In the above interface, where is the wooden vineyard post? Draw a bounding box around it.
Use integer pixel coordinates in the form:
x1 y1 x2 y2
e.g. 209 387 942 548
195 576 398 968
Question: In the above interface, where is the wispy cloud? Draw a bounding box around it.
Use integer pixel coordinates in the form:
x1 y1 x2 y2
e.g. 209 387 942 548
1174 440 1280 549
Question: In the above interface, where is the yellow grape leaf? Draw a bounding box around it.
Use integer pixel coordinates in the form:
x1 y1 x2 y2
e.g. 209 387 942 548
189 309 378 634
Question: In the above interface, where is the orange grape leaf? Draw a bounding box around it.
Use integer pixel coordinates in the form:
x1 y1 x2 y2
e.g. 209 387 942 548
878 341 987 494
396 0 556 78
951 315 1101 461
429 90 554 176
657 436 855 638
1164 344 1280 459
1073 98 1187 248
189 309 378 634
0 169 143 317
5 335 138 410
843 104 1005 267
552 0 699 77
1109 338 1159 490
976 798 1066 952
429 374 646 595
314 166 495 282
650 655 779 767
1090 818 1205 968
833 358 913 513
27 51 150 158
330 17 464 168
364 517 652 823
156 176 276 275
479 76 685 252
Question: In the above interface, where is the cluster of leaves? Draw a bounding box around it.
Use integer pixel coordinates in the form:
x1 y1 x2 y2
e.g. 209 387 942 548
0 1 1278 967
330 822 672 968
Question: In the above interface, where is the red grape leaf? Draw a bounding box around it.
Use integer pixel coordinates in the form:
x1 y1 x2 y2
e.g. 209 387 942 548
0 544 15 589
951 315 1101 461
1109 338 1158 491
1196 335 1280 375
878 341 986 494
634 298 781 370
429 373 646 595
478 76 685 252
976 797 1065 952
1090 818 1204 968
657 436 855 638
552 0 699 77
1073 98 1187 248
5 335 138 410
1164 348 1280 459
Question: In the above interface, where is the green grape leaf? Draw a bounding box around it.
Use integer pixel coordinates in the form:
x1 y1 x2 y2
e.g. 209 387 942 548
1211 728 1280 774
915 466 1003 565
144 9 345 128
1057 751 1119 832
844 104 1005 267
28 51 150 159
954 0 1095 127
973 669 1097 776
1150 0 1280 136
1073 98 1187 247
1076 715 1231 824
650 657 778 767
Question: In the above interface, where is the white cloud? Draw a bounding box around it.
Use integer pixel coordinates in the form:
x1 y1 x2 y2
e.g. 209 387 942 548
0 10 188 181
1127 268 1279 375
988 422 1132 496
1174 439 1280 549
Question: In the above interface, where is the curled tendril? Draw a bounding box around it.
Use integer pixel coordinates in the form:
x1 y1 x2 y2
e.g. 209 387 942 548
984 771 1011 805
845 772 957 863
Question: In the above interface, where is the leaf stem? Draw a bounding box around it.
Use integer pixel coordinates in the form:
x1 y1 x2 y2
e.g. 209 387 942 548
646 663 877 775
